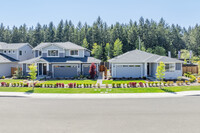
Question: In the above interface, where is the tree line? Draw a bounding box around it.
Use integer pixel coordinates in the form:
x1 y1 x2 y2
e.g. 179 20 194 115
0 16 199 61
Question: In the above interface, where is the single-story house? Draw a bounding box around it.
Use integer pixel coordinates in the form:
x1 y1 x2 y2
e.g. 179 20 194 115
108 50 184 79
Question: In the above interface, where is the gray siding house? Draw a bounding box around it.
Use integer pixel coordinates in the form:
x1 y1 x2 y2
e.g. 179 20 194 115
0 42 33 77
109 50 183 79
20 42 101 78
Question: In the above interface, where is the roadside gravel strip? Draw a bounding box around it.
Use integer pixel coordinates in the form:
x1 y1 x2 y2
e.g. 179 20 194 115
1 91 200 99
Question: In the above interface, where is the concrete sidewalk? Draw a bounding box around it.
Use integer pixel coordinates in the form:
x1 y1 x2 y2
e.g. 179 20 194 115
0 91 200 99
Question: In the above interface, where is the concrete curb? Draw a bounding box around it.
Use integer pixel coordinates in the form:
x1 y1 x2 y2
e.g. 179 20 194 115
0 91 200 99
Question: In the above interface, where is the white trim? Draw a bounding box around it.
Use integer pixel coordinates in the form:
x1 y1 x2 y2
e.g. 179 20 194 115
69 50 79 57
47 49 59 57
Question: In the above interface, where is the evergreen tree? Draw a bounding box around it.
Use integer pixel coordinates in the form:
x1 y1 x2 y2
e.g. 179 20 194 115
55 20 64 42
105 43 112 60
46 22 55 42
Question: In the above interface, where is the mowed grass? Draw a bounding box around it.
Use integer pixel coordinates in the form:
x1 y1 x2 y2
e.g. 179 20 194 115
0 79 24 83
102 80 146 84
43 80 97 84
0 85 200 93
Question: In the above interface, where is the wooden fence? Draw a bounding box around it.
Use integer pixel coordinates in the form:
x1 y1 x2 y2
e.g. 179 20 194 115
11 67 22 76
182 65 198 74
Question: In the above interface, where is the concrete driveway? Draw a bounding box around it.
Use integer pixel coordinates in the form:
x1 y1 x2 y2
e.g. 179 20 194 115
0 96 200 133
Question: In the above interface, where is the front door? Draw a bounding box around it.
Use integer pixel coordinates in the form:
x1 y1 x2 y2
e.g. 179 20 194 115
43 63 47 75
38 63 47 76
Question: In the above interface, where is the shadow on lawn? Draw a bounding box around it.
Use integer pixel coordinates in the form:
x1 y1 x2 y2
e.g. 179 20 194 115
25 89 34 94
161 88 176 94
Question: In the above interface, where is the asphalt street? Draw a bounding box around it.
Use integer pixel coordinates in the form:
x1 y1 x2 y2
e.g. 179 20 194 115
0 96 200 133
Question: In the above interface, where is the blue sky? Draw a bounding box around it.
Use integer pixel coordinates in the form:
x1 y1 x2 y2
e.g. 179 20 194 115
0 0 199 28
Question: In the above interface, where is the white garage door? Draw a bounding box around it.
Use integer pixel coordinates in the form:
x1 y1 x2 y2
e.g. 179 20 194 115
116 64 142 78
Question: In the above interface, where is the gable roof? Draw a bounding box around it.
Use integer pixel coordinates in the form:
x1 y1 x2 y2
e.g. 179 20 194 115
33 42 86 50
109 50 183 63
0 42 31 50
20 56 101 64
0 53 18 63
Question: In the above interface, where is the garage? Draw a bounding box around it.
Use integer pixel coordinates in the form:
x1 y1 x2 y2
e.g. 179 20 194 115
116 64 142 78
53 65 78 78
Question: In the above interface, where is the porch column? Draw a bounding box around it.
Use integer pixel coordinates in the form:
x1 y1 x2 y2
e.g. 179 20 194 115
47 63 49 76
144 63 147 77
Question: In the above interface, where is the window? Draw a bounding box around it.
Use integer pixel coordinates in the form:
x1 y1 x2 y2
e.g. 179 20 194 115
8 50 11 54
165 63 175 72
19 51 22 56
4 50 6 54
39 51 42 56
176 63 181 70
129 65 134 67
48 50 58 57
25 51 26 53
70 50 78 56
13 50 15 54
135 65 140 67
123 65 128 67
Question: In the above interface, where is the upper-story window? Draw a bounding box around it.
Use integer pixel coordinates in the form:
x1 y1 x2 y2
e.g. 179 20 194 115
70 50 78 56
39 51 42 56
8 50 11 54
48 50 58 57
19 50 22 56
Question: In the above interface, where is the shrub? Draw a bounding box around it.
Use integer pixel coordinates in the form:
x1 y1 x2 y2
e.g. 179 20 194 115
176 81 181 86
74 83 76 88
162 82 167 86
97 83 100 88
61 83 64 88
129 82 137 88
189 75 196 83
68 83 73 88
139 82 144 87
92 84 96 88
1 82 6 87
112 83 115 88
185 80 190 85
89 63 96 79
106 84 109 88
1 76 5 79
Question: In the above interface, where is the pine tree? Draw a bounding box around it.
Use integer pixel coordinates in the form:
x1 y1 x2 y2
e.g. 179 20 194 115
113 38 123 57
46 22 55 42
55 20 64 42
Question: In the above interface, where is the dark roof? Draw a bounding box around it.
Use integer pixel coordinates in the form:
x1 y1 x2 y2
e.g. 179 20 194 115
20 56 101 64
109 50 183 63
0 53 18 63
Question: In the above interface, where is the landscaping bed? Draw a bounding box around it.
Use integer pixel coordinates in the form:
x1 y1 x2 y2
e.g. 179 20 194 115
0 86 200 93
102 80 146 84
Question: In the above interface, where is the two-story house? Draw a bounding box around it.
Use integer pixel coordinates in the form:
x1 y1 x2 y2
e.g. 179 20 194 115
20 42 101 78
0 42 33 77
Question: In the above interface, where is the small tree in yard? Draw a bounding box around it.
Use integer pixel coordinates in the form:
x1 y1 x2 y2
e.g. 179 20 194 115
28 64 37 90
156 61 166 89
89 63 96 79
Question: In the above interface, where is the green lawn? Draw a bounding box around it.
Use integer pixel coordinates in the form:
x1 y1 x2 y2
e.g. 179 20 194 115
0 85 200 93
0 79 24 83
102 80 146 84
43 80 97 84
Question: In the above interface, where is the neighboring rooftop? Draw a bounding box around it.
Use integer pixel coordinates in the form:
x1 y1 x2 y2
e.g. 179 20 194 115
109 50 183 63
20 56 101 64
0 42 30 50
33 42 87 50
0 53 18 63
